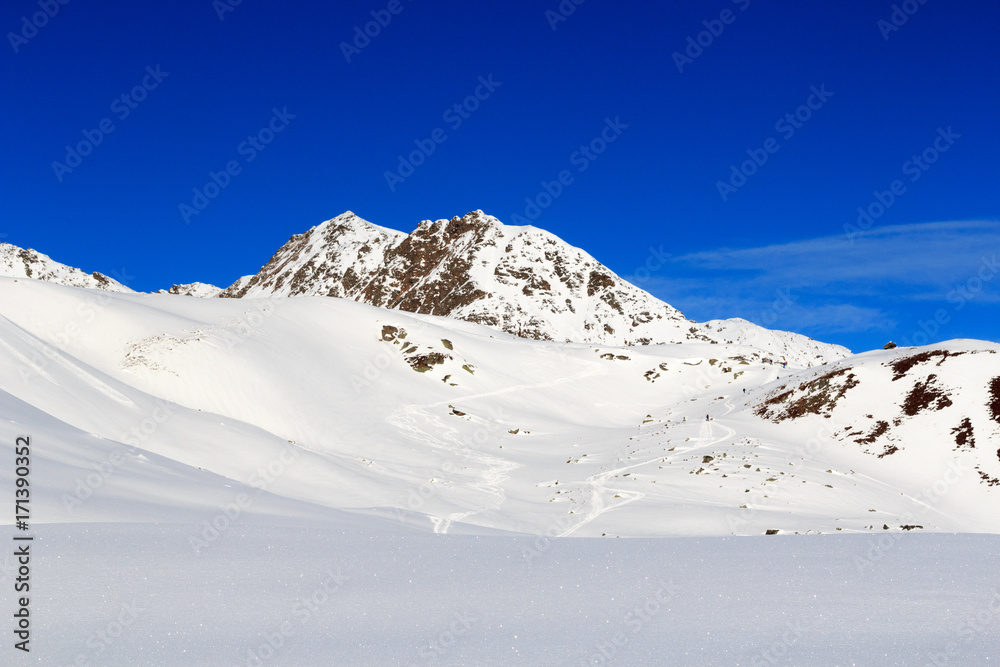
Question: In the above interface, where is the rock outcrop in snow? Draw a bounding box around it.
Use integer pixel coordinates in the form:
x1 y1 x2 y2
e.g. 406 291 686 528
754 342 1000 489
219 211 850 366
157 282 223 298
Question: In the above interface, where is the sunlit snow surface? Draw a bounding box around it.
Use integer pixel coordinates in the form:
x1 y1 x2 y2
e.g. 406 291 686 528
3 525 998 666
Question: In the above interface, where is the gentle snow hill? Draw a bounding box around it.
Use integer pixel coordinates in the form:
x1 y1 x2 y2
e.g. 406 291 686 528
1 277 997 537
0 242 132 292
217 210 851 367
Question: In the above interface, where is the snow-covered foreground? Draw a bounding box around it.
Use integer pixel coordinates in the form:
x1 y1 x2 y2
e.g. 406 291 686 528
2 524 998 666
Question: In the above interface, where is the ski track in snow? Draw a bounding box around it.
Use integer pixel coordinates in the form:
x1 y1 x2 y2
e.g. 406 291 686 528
386 399 517 534
559 395 739 536
387 350 605 534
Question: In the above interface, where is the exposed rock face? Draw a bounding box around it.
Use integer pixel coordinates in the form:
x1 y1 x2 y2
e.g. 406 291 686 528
0 243 132 292
218 210 849 365
753 344 1000 483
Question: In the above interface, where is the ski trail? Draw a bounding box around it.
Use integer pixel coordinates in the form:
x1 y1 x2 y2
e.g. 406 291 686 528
388 351 606 534
556 458 650 537
559 393 740 537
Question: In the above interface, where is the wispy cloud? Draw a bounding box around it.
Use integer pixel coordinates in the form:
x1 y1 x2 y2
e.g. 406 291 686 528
622 220 999 338
673 220 999 288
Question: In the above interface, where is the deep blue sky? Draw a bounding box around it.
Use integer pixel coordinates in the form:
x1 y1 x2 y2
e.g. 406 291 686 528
2 0 997 352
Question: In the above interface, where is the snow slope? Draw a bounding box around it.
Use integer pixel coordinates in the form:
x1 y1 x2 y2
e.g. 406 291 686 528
1 277 996 537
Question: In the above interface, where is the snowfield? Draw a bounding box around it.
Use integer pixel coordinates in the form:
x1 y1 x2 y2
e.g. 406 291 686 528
3 525 999 666
1 274 998 665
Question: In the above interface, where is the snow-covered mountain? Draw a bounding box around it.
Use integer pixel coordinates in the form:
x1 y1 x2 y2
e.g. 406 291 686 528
1 275 996 537
6 215 995 538
1 258 997 666
219 211 849 366
156 282 223 298
0 213 848 366
0 242 132 292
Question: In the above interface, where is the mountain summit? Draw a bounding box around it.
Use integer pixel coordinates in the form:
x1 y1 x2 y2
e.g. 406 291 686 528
0 242 132 293
219 211 849 365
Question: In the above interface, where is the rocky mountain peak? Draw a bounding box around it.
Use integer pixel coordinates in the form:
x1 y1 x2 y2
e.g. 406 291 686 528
0 242 132 293
214 210 851 365
218 212 405 299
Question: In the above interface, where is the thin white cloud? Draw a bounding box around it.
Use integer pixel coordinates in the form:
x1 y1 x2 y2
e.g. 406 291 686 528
672 220 1000 288
621 220 999 335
